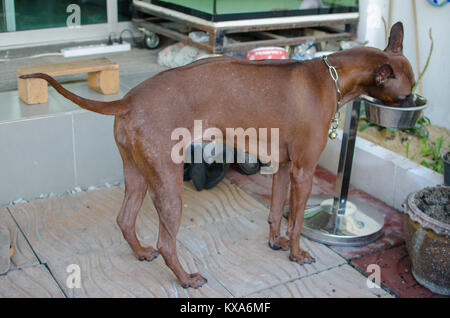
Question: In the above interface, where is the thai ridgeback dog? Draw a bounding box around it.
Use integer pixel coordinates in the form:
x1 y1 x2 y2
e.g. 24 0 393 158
21 22 415 288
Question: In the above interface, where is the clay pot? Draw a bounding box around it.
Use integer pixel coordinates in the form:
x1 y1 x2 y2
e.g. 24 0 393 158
443 151 450 186
403 186 450 295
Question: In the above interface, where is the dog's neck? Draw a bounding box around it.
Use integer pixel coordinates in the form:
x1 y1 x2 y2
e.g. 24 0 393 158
325 47 389 108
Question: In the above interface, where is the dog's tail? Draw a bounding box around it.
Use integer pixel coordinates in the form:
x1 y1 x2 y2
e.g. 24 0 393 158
19 73 130 116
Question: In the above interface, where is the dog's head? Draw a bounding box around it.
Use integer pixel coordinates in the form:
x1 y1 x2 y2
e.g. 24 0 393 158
366 22 416 107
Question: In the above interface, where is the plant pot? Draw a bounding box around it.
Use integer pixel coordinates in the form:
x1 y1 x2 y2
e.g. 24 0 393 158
361 94 428 129
402 186 450 295
443 152 450 186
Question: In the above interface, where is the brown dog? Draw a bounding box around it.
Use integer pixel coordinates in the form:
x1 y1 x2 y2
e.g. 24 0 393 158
21 22 414 288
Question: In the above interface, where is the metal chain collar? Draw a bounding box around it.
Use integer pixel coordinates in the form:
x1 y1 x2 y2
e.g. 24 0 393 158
322 55 343 140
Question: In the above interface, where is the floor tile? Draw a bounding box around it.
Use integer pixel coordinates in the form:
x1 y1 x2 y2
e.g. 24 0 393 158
6 179 342 298
351 245 445 298
7 179 264 263
249 265 392 298
0 207 39 270
178 216 346 297
0 265 64 298
226 167 273 207
47 244 231 298
8 187 128 262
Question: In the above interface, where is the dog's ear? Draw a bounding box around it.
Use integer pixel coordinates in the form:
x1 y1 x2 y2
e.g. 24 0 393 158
374 64 395 87
385 22 404 54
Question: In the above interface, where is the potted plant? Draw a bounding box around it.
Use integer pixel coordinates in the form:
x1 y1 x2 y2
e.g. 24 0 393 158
402 186 449 295
443 151 450 186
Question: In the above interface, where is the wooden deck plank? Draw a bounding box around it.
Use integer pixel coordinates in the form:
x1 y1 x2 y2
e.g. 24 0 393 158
0 207 39 270
0 222 10 274
177 216 346 297
248 265 392 298
0 265 64 298
46 243 232 298
7 179 352 297
7 180 264 262
17 58 118 77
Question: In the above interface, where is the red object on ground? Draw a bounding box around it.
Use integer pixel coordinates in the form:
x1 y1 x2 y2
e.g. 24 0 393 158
245 47 289 60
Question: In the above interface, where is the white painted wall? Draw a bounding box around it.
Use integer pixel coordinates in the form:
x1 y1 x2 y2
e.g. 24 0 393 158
357 0 450 128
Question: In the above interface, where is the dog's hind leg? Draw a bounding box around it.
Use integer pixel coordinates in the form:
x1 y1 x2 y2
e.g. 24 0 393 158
145 161 207 289
116 145 159 262
268 161 291 251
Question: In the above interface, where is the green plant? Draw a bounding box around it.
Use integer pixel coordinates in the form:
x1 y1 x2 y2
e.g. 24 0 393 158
420 136 444 173
412 28 434 94
359 108 431 142
359 107 399 137
404 116 431 140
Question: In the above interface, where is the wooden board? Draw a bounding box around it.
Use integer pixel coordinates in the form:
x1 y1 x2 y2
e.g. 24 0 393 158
17 58 119 104
17 58 118 77
0 265 65 298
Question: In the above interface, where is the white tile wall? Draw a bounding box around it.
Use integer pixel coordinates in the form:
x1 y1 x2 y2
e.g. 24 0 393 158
0 114 76 204
72 111 123 188
0 83 126 206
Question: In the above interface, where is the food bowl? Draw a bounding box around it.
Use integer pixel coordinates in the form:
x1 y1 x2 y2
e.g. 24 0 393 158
361 94 428 129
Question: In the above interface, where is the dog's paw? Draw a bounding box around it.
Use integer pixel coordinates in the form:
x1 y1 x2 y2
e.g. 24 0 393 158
136 246 159 262
289 250 316 265
268 236 289 251
180 273 208 289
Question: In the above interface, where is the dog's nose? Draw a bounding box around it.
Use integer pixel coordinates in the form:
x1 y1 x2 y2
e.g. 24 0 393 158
406 93 415 105
399 94 415 107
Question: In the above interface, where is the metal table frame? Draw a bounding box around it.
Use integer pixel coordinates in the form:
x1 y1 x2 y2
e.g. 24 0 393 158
132 0 359 53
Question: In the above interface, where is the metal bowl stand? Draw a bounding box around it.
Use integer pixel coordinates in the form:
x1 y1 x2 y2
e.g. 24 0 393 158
302 98 385 246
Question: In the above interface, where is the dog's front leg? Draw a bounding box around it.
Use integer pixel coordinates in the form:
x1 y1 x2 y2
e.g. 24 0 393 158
268 161 291 251
287 163 316 264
